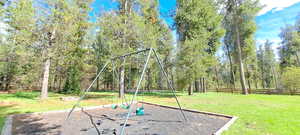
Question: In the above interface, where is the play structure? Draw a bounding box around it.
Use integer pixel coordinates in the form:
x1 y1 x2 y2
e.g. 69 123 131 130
66 48 187 135
2 48 237 135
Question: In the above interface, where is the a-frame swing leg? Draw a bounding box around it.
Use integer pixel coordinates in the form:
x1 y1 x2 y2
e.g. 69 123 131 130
152 49 187 121
120 49 152 135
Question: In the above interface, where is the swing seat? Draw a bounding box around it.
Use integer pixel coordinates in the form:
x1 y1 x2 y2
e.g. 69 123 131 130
111 104 118 109
121 104 130 109
136 107 144 116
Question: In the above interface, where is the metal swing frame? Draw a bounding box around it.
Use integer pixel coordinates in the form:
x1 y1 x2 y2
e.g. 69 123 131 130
66 48 187 135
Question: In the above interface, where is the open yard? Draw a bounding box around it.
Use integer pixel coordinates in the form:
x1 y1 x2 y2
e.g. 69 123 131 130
0 91 299 135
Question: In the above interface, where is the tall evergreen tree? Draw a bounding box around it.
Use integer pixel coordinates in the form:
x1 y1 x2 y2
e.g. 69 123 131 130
62 0 93 94
175 0 224 95
257 40 276 88
221 0 261 94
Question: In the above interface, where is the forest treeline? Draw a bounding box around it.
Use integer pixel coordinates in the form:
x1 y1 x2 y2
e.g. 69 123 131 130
0 0 300 99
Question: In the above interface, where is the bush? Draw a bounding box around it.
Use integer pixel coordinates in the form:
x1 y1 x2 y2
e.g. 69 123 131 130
282 67 300 95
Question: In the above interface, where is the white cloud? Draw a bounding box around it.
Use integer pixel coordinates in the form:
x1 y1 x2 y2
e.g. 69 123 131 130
258 0 300 15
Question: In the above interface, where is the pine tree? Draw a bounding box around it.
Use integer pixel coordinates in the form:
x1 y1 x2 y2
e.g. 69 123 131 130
1 0 36 91
62 0 93 94
221 0 261 94
175 0 224 94
257 40 277 88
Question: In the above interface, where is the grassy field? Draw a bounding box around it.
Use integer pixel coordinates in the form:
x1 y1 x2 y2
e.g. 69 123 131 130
0 91 299 135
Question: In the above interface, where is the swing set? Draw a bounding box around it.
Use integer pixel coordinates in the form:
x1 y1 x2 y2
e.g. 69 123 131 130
66 48 187 135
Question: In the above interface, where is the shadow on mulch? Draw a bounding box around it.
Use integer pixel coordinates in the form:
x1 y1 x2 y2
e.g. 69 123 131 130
12 114 61 135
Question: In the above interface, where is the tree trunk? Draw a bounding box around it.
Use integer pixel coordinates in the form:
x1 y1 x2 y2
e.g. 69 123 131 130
188 82 193 95
261 72 265 89
225 42 236 92
41 58 50 99
4 76 10 91
53 74 58 91
96 67 100 91
271 66 278 89
234 19 248 95
198 78 202 92
254 77 258 89
199 78 203 92
195 80 200 92
0 76 3 90
41 28 55 99
147 69 151 91
247 79 251 94
119 58 125 98
158 69 163 90
205 78 207 93
295 52 300 66
245 64 252 94
96 77 100 91
58 77 62 91
214 67 220 92
110 81 113 91
171 71 175 90
202 78 207 93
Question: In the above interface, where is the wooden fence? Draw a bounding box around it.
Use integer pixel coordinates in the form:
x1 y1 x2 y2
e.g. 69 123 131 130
208 88 300 95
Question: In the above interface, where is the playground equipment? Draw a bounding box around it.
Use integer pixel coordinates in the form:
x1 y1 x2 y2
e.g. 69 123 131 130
66 48 187 135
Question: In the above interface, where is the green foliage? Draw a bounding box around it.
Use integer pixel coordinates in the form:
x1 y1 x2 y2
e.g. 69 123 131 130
7 0 36 45
0 0 37 90
279 16 300 68
282 67 300 94
222 0 261 62
94 0 174 90
2 0 300 96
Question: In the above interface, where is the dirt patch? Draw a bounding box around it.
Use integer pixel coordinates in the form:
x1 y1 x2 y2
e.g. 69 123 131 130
11 103 231 135
0 101 17 106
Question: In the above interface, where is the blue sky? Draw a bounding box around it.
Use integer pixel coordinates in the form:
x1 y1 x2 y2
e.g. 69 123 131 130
91 0 300 49
90 0 177 26
256 2 300 45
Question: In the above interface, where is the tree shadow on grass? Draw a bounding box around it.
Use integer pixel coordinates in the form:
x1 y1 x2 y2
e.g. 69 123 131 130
0 104 25 117
0 92 38 100
84 94 115 100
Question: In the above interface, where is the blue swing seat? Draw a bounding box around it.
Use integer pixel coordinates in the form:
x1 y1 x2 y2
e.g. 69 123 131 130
136 106 144 116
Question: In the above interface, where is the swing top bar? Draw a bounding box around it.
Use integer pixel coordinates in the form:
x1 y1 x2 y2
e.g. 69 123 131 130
111 48 151 60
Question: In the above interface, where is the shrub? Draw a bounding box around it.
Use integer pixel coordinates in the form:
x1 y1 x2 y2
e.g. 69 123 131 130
282 67 300 95
61 66 81 95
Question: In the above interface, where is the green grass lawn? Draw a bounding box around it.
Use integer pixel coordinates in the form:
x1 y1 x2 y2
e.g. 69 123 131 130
0 91 299 135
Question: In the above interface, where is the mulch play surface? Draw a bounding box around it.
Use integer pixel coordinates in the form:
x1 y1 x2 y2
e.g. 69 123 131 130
11 103 230 135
